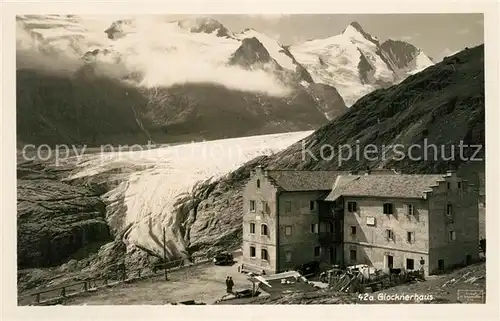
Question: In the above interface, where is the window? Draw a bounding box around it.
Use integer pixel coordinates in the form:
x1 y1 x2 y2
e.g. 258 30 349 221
310 201 316 211
407 231 415 243
257 179 260 188
366 217 376 226
406 258 415 270
457 182 461 189
285 201 292 213
387 255 394 269
250 200 255 212
261 249 269 261
261 201 268 214
314 246 321 257
261 224 268 236
350 226 357 235
438 259 445 270
386 229 394 241
383 203 394 215
310 223 319 234
347 201 357 212
447 182 451 190
349 249 357 262
407 204 414 215
250 246 256 258
285 251 292 263
249 223 256 234
328 222 334 233
449 230 456 241
446 204 453 216
285 226 292 236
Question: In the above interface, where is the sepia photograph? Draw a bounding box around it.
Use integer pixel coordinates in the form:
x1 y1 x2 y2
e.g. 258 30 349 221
1 1 498 318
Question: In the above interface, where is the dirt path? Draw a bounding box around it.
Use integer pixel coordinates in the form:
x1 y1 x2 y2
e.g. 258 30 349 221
65 261 249 305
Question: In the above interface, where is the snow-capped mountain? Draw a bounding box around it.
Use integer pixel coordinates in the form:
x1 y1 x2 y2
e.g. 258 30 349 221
290 22 434 106
16 15 431 145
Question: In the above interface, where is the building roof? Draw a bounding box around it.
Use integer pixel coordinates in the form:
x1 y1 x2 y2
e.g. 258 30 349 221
325 174 446 201
266 170 347 191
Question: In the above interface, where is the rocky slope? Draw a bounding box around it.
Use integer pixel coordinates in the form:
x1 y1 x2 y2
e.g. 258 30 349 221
17 160 112 269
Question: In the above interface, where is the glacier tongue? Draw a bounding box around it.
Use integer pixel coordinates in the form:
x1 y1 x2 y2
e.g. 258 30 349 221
68 131 312 259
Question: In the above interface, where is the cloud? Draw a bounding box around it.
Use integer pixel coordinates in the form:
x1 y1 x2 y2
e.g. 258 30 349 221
16 15 292 97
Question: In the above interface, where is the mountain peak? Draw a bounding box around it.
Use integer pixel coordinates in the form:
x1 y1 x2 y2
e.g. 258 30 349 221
342 21 378 44
348 21 365 32
229 37 273 68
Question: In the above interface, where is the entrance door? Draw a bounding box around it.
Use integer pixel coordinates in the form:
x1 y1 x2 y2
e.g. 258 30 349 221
438 259 445 270
387 255 394 269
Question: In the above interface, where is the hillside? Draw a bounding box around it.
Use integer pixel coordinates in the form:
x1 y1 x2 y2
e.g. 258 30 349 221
267 45 484 173
17 68 333 145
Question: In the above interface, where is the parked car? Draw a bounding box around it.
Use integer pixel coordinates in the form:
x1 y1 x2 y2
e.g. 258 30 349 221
213 252 234 265
294 261 320 276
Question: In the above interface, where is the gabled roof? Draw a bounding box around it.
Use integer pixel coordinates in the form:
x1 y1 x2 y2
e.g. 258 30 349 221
266 170 347 191
325 174 446 201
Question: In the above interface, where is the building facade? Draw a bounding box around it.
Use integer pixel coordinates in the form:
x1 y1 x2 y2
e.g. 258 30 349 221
242 167 480 276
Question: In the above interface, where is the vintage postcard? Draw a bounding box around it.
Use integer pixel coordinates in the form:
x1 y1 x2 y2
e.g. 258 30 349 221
1 0 499 320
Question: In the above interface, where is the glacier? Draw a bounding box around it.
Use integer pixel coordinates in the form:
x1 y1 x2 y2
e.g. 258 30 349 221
67 131 312 259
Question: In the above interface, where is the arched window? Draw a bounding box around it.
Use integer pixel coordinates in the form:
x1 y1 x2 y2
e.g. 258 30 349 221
261 249 269 261
257 179 260 188
261 224 269 236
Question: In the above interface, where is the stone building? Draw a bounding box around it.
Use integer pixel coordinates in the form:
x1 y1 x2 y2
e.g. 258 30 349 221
241 167 479 276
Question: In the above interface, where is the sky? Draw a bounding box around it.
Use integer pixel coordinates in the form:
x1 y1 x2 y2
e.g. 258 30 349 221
203 14 485 62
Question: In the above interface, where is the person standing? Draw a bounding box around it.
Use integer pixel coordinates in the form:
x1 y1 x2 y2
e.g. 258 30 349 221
419 257 426 280
227 277 234 294
225 276 230 293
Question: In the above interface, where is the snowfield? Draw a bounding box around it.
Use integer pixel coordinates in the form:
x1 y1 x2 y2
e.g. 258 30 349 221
67 131 312 259
290 24 433 106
